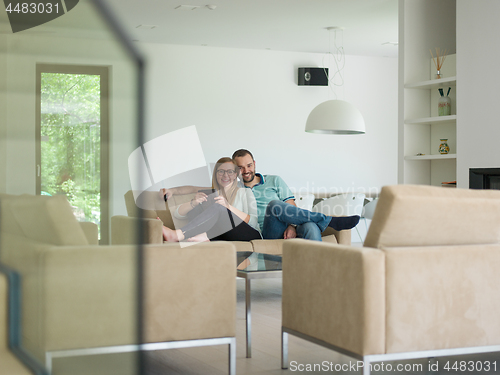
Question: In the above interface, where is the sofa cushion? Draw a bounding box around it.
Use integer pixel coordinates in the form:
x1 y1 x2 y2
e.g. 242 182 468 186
227 241 254 253
125 190 195 230
9 195 88 246
365 185 500 249
321 233 339 244
251 239 288 255
125 190 164 219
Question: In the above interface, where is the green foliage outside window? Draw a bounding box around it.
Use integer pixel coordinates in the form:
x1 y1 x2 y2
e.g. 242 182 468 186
41 73 101 234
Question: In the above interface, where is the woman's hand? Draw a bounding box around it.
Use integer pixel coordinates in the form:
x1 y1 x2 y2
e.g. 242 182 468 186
160 188 173 200
191 191 208 206
214 195 230 209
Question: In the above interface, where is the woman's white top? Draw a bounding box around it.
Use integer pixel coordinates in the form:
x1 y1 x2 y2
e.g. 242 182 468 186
174 188 261 234
233 188 261 233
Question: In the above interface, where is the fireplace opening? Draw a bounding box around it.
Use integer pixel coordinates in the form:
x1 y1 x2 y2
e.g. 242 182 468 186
469 168 500 190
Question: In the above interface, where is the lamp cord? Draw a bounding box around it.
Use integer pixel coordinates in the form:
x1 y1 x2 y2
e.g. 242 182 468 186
323 28 345 100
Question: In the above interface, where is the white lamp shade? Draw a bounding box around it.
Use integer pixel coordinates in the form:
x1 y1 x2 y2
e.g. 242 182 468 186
305 99 365 134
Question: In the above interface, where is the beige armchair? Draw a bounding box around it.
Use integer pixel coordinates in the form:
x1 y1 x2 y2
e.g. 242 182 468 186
281 185 500 375
0 193 236 374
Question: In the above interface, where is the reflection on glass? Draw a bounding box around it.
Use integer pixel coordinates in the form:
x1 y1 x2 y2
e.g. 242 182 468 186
0 0 142 374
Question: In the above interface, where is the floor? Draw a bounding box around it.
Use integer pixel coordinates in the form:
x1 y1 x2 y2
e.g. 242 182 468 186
143 275 500 375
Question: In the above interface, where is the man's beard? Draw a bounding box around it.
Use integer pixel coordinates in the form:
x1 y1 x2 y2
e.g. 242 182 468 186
242 172 255 183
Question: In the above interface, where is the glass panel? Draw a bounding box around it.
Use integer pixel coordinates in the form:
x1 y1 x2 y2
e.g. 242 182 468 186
237 251 282 272
0 0 143 374
40 72 102 237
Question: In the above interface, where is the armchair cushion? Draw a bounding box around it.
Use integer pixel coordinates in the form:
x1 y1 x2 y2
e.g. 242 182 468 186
365 185 500 249
9 194 88 246
0 194 25 237
41 245 136 351
283 240 385 355
143 242 236 342
79 222 98 245
384 244 500 353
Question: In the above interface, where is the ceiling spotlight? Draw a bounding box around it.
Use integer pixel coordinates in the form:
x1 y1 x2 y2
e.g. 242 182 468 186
206 4 217 10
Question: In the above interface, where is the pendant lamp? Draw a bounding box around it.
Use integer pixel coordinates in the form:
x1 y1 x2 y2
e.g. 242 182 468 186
305 27 365 135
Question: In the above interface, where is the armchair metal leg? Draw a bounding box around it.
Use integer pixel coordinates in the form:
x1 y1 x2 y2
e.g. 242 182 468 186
45 337 236 375
284 327 500 375
281 328 288 369
45 353 52 375
228 337 236 375
362 358 371 375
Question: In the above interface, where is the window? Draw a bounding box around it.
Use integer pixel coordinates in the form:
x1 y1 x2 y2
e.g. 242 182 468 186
36 65 109 243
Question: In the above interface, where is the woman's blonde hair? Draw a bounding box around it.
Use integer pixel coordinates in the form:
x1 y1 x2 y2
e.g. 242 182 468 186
212 157 239 205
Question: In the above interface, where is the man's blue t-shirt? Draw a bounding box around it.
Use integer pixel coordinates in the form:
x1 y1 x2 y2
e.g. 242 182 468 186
245 173 295 229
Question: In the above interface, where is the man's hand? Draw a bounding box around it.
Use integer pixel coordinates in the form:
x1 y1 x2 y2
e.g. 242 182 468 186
284 225 297 239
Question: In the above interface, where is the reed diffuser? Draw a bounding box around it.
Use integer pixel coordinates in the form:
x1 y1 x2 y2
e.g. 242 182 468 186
438 87 452 116
430 48 449 79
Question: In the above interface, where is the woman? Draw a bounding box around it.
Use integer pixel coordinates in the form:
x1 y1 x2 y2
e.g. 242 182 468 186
160 157 261 242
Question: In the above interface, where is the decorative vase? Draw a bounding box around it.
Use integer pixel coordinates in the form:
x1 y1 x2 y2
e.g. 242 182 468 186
438 95 451 116
439 139 450 154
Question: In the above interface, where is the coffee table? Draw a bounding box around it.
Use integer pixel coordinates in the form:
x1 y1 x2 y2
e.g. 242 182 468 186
236 251 282 358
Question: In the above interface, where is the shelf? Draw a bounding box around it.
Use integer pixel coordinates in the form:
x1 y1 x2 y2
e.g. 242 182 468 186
405 76 456 89
405 115 456 125
405 154 457 161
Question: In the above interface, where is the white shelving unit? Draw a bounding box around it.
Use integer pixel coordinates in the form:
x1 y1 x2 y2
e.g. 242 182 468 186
398 0 457 187
405 115 456 125
405 154 457 161
404 76 456 90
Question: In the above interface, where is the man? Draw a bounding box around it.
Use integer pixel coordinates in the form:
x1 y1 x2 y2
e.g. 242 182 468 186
231 149 359 241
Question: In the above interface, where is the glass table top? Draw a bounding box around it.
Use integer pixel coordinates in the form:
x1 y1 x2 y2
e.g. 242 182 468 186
236 251 282 273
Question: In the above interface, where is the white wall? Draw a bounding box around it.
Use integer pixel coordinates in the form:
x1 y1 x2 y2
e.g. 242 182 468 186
141 43 398 195
457 0 500 188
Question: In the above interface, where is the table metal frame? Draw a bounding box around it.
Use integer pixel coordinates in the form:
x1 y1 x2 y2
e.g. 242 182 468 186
237 269 282 358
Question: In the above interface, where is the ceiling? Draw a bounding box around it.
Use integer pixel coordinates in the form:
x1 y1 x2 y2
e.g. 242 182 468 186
0 0 399 58
104 0 399 57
